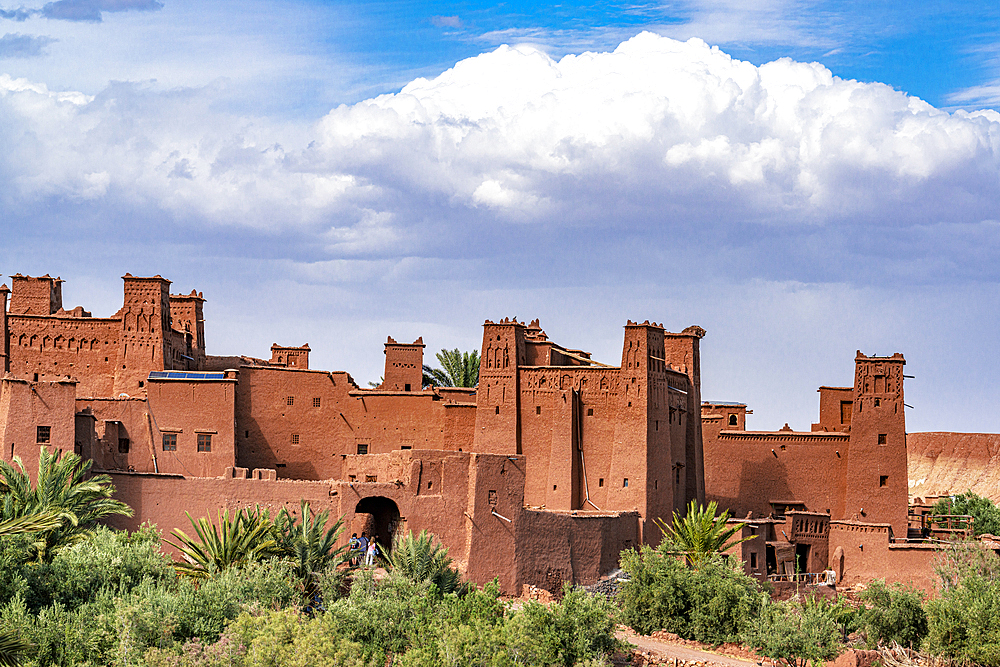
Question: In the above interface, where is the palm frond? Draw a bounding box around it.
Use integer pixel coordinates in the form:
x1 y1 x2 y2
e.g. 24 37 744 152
423 349 480 388
655 500 754 567
390 530 462 593
0 626 31 667
165 506 279 577
0 512 63 537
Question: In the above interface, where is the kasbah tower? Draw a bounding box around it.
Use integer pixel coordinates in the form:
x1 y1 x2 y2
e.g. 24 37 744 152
0 271 957 593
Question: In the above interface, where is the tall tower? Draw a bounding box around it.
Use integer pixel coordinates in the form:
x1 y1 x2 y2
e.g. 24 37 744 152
169 290 206 369
843 352 908 538
114 274 171 396
0 283 9 374
473 318 524 454
381 337 424 391
8 274 62 316
664 325 706 507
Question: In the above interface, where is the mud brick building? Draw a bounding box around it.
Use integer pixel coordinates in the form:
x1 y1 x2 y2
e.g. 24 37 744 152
0 273 705 593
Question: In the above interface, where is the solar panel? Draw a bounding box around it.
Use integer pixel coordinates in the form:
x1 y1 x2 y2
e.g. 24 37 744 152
148 371 226 380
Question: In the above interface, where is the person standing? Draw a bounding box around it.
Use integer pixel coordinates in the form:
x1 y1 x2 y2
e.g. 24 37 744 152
365 536 377 567
357 532 369 566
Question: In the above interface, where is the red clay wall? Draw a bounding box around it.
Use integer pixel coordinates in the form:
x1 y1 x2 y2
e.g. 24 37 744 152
829 521 940 594
704 431 849 518
0 379 77 480
813 387 853 432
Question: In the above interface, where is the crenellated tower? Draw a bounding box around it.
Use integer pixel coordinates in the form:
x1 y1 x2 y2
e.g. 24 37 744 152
843 352 908 538
474 318 525 454
664 325 706 508
169 290 206 370
113 274 172 395
380 337 424 391
0 283 9 374
8 274 62 316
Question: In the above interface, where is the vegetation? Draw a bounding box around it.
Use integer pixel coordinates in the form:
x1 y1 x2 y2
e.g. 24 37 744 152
855 579 927 649
275 500 351 600
389 530 463 595
619 546 766 644
0 448 133 562
165 506 279 578
655 500 753 567
743 596 843 667
931 491 1000 536
423 348 480 388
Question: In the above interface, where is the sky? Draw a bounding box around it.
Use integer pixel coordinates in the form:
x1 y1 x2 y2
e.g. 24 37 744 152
0 0 999 433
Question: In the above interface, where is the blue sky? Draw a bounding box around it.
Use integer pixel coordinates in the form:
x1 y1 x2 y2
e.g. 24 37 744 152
1 0 999 433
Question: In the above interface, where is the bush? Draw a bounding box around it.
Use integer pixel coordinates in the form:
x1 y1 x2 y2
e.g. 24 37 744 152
743 596 843 667
924 569 1000 666
618 545 766 644
856 579 927 648
932 491 1000 536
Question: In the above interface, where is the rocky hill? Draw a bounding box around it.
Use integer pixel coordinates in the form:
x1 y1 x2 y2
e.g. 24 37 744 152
908 432 1000 503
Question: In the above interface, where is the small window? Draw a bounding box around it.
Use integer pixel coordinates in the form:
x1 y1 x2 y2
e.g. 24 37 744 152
840 401 853 424
623 478 629 488
427 481 432 490
750 552 758 569
488 490 497 506
118 438 130 454
357 443 369 455
879 475 888 487
654 479 658 490
313 397 321 408
874 398 881 407
587 408 594 416
365 475 377 483
291 434 299 445
675 468 680 484
36 426 51 444
138 380 144 388
495 406 500 415
401 445 411 450
878 434 887 445
404 383 411 392
728 414 738 427
162 433 177 451
655 420 658 431
286 396 294 406
536 406 541 415
598 478 604 487
245 430 250 438
197 434 212 452
553 484 557 491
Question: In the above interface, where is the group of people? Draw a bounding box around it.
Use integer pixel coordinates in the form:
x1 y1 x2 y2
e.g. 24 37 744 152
348 532 381 567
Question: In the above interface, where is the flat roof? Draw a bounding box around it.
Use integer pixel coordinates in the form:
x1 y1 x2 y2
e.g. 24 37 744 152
148 371 227 381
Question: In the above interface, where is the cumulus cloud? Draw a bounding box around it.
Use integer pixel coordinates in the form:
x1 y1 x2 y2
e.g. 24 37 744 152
0 32 55 57
0 32 998 280
0 0 161 23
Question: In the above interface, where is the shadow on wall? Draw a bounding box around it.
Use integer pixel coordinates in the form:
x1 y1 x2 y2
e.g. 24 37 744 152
710 456 793 518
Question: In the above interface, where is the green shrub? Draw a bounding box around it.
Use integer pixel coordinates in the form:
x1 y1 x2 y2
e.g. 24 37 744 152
925 570 1000 666
856 579 927 648
743 596 843 667
932 491 1000 536
618 545 765 644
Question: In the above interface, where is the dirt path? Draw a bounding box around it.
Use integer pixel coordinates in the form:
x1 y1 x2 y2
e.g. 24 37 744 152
616 631 763 667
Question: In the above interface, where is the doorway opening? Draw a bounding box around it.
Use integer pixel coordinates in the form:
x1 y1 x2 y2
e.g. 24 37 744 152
354 496 401 555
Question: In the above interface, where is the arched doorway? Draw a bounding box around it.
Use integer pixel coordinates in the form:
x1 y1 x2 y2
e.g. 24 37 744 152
354 496 401 555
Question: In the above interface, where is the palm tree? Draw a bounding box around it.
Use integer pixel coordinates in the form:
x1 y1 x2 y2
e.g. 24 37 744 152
655 500 754 567
275 500 351 599
389 530 462 594
423 348 480 388
0 448 133 562
165 506 279 577
0 628 31 667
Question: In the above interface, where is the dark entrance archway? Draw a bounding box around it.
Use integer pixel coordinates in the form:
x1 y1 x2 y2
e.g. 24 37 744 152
354 496 401 555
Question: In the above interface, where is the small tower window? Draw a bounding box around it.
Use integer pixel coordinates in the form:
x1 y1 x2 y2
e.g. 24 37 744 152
878 434 887 445
404 384 411 391
623 478 629 488
598 478 604 487
36 426 51 444
495 406 500 415
286 396 294 406
313 397 321 407
729 414 738 427
291 434 299 445
357 443 368 455
587 408 594 416
879 475 888 487
536 406 541 415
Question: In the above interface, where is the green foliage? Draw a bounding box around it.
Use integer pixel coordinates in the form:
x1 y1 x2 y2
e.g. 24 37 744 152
422 348 480 388
389 530 463 595
743 596 843 667
0 513 62 538
856 579 927 649
274 500 351 600
931 491 1000 536
655 500 753 568
925 545 1000 666
618 545 766 644
0 448 133 562
166 506 279 577
0 626 31 667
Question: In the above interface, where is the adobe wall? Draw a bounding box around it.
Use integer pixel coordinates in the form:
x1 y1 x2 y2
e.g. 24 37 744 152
829 521 941 594
813 387 853 432
515 508 640 589
704 430 849 518
7 315 120 396
907 432 1000 503
234 366 477 480
381 337 423 391
0 378 77 480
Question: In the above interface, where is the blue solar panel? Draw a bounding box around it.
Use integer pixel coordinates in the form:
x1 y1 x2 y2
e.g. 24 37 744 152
148 371 226 380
